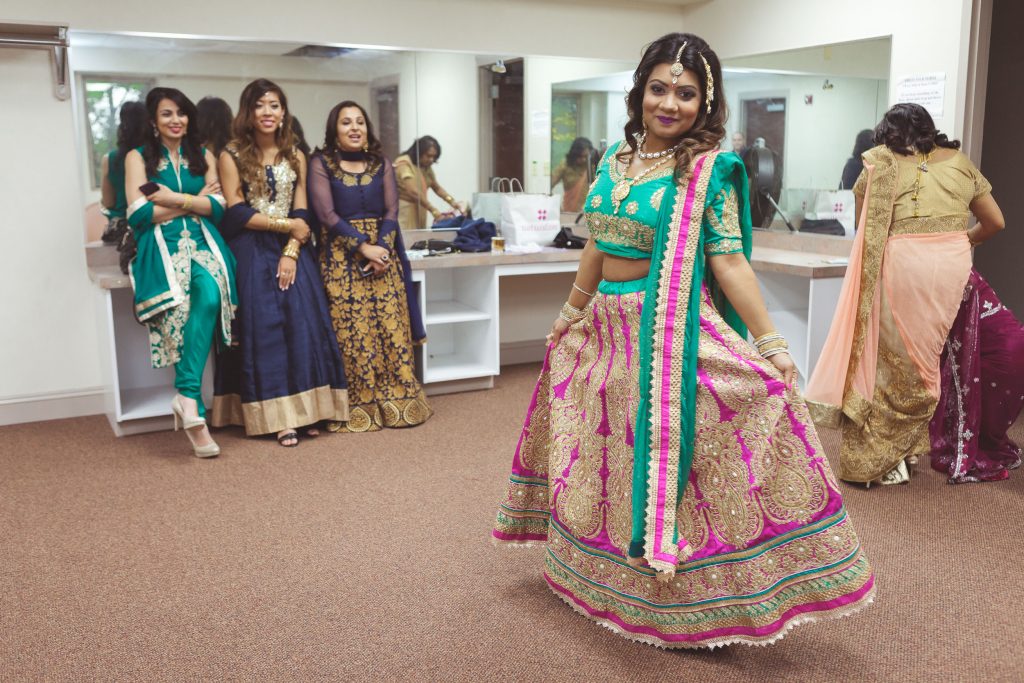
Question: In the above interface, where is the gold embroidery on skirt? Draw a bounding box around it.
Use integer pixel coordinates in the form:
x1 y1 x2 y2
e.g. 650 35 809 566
838 288 936 482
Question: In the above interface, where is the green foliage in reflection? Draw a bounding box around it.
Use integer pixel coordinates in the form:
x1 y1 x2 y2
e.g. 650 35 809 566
551 94 580 175
84 78 150 189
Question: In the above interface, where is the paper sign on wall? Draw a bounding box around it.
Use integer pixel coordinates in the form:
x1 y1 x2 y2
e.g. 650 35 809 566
530 110 551 137
895 72 945 118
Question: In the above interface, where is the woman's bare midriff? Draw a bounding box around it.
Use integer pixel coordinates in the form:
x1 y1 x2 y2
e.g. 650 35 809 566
602 253 650 282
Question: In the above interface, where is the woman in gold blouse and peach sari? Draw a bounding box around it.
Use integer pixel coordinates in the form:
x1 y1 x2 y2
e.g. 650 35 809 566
807 103 1019 486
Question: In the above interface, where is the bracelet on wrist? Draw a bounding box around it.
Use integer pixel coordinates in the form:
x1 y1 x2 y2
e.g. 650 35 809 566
572 283 596 298
559 301 587 325
180 194 193 211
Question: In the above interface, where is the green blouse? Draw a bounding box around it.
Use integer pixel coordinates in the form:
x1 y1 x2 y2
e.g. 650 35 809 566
105 150 129 219
585 141 745 260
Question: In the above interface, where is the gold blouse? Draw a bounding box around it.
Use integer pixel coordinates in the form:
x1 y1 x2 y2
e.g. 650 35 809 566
853 150 992 235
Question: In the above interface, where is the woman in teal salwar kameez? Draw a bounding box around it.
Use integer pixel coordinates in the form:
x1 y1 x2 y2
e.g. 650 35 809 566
493 33 875 648
126 87 237 457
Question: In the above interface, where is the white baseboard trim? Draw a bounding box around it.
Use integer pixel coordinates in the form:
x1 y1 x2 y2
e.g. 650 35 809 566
500 339 547 366
0 387 106 427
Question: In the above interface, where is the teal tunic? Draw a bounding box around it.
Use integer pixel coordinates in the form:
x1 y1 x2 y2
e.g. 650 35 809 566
104 150 129 219
126 146 237 369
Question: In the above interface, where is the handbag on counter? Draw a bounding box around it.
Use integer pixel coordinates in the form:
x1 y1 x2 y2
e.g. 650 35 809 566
552 226 586 249
500 179 561 247
117 226 137 275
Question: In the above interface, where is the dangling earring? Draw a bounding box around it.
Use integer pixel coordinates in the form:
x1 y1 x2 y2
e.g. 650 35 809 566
278 121 283 131
635 121 648 150
152 126 159 138
363 142 368 153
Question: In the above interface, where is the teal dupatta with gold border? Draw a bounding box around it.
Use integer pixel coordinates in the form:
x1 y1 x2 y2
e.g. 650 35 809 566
629 150 754 573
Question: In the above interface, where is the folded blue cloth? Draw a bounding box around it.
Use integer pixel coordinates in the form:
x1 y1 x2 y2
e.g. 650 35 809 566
451 217 497 252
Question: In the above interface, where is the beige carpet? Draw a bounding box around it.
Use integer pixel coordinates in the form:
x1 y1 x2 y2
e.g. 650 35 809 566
2 363 1022 682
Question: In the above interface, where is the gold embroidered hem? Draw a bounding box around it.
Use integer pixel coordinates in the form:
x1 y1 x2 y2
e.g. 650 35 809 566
326 394 432 432
806 399 842 429
210 386 349 436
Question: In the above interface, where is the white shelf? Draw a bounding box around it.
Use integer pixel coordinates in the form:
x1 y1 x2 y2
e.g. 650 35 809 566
424 354 497 383
424 300 491 325
119 386 176 421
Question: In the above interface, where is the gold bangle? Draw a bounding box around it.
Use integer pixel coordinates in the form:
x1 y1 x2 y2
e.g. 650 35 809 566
559 301 587 325
753 331 783 346
572 283 596 298
181 195 193 211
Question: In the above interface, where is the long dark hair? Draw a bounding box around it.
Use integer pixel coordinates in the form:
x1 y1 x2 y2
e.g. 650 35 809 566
142 87 208 179
317 100 384 166
112 101 148 173
196 96 234 158
852 129 874 158
229 79 302 198
872 103 960 155
565 137 594 167
403 135 441 165
619 32 727 178
291 116 312 157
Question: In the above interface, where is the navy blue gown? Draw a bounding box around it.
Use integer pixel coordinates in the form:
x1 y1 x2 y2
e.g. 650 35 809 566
211 154 348 435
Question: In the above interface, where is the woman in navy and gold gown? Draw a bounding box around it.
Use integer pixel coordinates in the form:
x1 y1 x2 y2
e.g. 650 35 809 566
309 101 431 432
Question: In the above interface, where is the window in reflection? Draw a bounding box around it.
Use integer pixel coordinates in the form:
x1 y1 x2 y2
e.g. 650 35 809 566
83 76 151 188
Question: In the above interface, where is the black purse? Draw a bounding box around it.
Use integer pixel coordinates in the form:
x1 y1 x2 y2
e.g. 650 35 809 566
117 226 137 275
552 226 586 249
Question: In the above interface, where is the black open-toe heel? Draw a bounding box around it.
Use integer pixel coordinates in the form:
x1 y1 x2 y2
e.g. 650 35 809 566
277 430 299 447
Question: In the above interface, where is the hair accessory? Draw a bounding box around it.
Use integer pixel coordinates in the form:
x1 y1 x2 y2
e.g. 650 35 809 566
699 53 714 113
670 42 688 85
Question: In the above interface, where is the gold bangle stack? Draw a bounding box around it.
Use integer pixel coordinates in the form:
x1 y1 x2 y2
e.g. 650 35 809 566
559 301 587 325
753 332 789 359
268 217 291 234
572 283 596 298
180 195 193 211
282 238 301 261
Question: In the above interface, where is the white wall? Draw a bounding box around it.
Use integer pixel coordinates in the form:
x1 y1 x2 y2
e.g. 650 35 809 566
725 73 886 189
680 0 975 138
0 49 104 409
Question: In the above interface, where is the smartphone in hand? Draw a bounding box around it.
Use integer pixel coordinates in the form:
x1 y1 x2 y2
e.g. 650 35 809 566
139 181 160 196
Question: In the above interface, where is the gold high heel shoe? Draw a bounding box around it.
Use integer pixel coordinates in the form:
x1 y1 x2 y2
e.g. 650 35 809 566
170 394 220 458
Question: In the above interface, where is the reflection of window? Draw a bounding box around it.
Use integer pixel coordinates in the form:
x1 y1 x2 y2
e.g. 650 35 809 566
82 76 151 189
551 94 580 176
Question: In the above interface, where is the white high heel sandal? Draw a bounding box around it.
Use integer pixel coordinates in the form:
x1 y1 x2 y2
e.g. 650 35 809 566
170 394 220 458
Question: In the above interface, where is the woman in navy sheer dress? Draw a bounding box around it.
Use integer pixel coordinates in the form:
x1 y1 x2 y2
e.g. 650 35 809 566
309 101 431 431
211 79 348 446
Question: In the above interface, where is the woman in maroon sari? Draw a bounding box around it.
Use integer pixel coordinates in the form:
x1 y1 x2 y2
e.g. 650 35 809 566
930 270 1024 482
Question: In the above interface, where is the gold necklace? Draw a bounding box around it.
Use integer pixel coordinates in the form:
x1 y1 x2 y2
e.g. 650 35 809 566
911 149 933 217
611 154 674 213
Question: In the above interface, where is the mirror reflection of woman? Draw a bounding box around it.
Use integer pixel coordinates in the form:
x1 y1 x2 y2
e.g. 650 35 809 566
808 103 1023 486
125 87 237 458
550 136 595 213
309 102 431 431
393 136 464 228
493 33 874 648
196 96 234 159
100 101 148 245
211 79 349 447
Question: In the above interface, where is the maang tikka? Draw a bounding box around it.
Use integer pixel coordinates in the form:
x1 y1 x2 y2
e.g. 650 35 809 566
670 42 687 85
671 41 715 114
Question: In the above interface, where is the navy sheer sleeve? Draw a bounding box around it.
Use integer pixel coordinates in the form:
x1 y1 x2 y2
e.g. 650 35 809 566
379 158 400 243
308 154 369 253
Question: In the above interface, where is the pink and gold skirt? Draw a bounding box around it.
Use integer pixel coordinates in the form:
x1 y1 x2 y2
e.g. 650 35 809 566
494 279 874 648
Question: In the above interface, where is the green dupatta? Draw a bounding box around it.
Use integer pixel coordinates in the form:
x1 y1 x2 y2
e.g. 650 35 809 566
630 150 754 573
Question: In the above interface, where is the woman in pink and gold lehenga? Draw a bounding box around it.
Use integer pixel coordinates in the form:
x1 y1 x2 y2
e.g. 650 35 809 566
807 103 1023 486
493 32 874 649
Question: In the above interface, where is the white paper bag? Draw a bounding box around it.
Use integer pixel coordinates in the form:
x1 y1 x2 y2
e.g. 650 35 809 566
471 178 512 225
806 189 856 235
500 190 562 246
